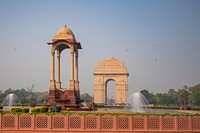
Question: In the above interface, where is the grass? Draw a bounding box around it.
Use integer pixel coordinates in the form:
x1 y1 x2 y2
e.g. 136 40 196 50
1 110 200 117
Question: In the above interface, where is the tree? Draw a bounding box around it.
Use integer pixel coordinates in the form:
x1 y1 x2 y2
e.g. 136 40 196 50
4 88 13 96
140 89 156 104
140 89 149 99
27 84 35 101
178 88 189 106
188 84 200 106
36 91 48 104
155 93 171 105
80 93 93 102
168 89 178 105
20 98 28 106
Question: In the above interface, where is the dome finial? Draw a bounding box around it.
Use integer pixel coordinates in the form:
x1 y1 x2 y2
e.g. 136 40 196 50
65 25 67 28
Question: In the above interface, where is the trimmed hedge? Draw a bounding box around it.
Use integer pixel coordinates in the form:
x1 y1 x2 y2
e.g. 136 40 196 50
66 108 71 111
56 106 62 112
22 108 29 113
30 108 40 113
10 107 22 113
49 106 62 112
150 106 180 110
39 106 49 113
150 106 200 111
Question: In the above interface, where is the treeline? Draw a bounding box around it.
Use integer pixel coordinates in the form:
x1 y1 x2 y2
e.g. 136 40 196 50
1 84 200 107
140 84 200 107
0 88 93 106
0 88 48 105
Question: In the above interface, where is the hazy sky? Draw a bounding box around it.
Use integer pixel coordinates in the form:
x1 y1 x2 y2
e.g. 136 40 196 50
0 0 200 97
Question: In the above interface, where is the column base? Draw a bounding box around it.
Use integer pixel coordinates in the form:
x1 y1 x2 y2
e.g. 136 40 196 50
49 90 55 97
50 80 56 89
56 81 61 89
75 80 79 92
45 88 81 110
69 80 75 90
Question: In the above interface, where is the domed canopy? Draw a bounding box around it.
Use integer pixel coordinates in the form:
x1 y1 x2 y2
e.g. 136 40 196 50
53 26 76 42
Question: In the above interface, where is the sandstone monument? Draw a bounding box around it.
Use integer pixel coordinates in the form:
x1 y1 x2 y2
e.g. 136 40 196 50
94 57 129 105
46 26 82 109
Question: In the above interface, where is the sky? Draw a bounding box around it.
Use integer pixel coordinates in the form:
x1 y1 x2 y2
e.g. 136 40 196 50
0 0 200 98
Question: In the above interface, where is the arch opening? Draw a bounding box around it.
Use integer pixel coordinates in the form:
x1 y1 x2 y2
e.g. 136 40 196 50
106 79 116 105
60 49 70 89
53 43 70 52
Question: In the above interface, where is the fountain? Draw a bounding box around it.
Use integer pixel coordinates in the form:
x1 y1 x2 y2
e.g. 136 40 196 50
3 93 21 106
124 92 149 112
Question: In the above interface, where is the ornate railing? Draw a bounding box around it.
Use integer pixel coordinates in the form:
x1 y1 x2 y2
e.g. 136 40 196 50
0 114 200 131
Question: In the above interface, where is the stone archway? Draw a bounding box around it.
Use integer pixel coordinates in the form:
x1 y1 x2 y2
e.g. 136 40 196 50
94 57 129 105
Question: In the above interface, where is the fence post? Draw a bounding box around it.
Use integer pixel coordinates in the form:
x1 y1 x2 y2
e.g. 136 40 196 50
144 116 148 130
50 114 52 129
83 115 85 130
174 116 178 130
99 115 101 130
189 116 192 130
114 115 117 130
0 114 2 129
33 114 36 129
116 116 118 130
65 114 69 130
16 114 19 129
159 116 163 130
97 115 101 130
129 115 133 130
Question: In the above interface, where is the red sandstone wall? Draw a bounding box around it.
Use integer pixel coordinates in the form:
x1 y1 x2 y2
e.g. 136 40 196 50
0 114 200 132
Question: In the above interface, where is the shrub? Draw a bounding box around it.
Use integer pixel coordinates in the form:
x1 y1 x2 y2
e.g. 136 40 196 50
191 107 200 111
96 104 105 108
0 109 4 113
39 106 49 113
56 106 62 112
49 106 53 112
30 108 40 113
22 108 29 113
49 106 61 112
0 104 3 109
10 107 22 113
66 108 71 112
150 106 180 110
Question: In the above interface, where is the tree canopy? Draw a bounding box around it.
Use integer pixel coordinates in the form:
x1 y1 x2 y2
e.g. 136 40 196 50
1 84 200 107
140 84 200 107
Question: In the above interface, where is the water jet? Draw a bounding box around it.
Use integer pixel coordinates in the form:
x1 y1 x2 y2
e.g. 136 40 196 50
124 92 149 112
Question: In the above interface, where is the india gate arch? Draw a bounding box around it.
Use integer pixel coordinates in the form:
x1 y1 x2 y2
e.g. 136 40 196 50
46 26 82 108
94 57 129 105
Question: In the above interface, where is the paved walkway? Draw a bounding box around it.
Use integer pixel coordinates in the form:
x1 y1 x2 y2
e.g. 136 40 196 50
176 110 200 114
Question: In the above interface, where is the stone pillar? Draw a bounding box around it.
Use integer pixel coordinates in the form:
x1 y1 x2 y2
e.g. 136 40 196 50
75 53 79 92
56 50 61 89
94 76 105 105
103 83 106 104
50 52 55 89
49 51 55 98
70 49 75 90
125 77 128 104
